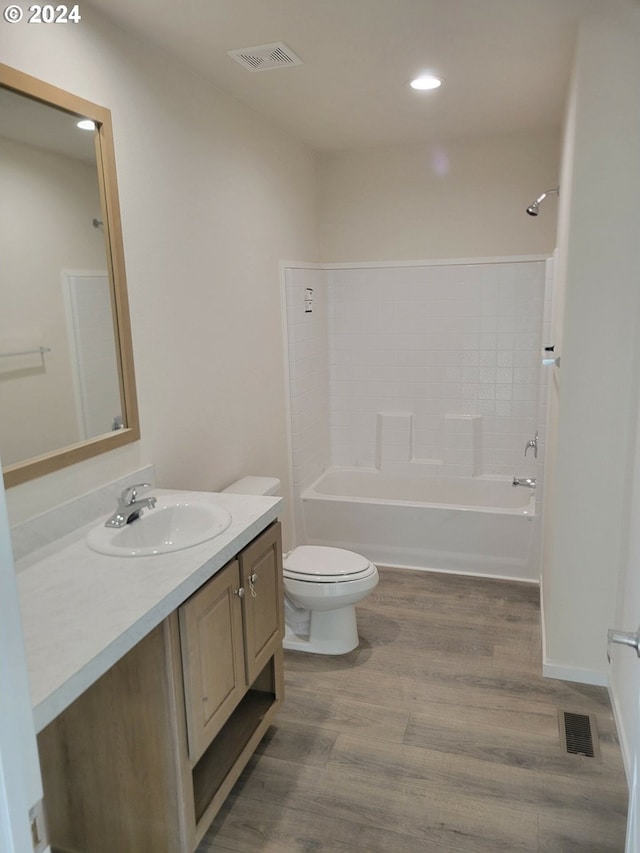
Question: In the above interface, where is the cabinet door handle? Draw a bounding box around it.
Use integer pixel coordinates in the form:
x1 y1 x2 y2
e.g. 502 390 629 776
248 573 258 598
233 587 245 599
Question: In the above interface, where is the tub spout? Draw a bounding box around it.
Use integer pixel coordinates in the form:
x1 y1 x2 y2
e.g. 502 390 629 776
512 476 536 489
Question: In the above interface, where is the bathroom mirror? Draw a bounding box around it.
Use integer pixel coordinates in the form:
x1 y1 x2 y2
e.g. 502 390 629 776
0 63 139 488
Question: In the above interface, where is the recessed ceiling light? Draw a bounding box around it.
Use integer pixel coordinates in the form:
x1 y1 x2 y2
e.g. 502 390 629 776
410 75 442 91
76 119 96 130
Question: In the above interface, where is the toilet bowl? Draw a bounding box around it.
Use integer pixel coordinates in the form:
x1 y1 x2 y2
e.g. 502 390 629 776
222 477 379 654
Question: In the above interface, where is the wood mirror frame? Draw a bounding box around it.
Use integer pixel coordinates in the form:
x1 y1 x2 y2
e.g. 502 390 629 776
0 63 140 488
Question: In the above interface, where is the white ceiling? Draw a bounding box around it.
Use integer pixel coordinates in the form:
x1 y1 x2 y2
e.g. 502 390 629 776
87 0 633 152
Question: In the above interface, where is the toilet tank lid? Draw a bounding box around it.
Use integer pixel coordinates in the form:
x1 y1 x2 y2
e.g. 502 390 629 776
222 476 281 496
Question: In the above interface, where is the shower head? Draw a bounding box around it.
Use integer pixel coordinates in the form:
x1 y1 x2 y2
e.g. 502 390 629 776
526 186 559 216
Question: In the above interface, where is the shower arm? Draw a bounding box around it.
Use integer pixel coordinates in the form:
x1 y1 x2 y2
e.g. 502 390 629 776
533 187 559 206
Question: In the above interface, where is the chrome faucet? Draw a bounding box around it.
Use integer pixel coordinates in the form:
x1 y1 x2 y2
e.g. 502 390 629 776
524 431 538 459
512 476 536 489
105 483 157 528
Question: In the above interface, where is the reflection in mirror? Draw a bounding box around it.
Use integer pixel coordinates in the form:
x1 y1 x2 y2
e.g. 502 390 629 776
0 64 139 488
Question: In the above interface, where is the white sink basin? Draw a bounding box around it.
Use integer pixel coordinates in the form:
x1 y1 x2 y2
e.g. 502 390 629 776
87 496 232 557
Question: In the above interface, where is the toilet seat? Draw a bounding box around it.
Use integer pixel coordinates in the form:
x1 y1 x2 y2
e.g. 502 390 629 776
284 545 375 583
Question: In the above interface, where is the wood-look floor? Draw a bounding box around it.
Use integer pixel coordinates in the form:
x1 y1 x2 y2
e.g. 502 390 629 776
197 568 628 852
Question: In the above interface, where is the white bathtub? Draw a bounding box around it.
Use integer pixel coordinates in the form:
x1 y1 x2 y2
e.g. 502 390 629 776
300 469 538 581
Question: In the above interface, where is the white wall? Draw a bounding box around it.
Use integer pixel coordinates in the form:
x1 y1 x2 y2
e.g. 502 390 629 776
612 376 640 781
0 137 106 464
318 128 560 262
2 7 319 544
0 461 43 853
542 10 640 685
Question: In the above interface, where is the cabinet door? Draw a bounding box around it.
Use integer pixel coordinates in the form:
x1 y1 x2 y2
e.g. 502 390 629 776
179 560 246 763
239 522 284 685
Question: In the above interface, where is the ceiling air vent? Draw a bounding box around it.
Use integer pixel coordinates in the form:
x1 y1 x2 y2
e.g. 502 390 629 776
227 42 303 72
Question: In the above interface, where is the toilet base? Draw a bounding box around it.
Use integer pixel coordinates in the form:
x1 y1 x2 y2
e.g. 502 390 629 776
283 604 359 655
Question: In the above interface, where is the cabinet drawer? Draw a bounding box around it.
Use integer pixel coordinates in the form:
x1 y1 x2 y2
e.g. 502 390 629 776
179 560 246 763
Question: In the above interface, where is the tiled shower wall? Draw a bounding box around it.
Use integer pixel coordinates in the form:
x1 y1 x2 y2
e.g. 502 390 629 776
285 259 550 499
328 261 546 476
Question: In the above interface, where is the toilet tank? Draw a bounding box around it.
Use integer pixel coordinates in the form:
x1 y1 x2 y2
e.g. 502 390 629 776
222 476 281 497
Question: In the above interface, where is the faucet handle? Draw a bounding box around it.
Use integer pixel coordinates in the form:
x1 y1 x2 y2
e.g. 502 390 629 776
524 431 539 459
119 483 152 506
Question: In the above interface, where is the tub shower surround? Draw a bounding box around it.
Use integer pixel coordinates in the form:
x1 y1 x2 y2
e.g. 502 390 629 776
285 266 331 539
327 261 546 476
285 259 550 579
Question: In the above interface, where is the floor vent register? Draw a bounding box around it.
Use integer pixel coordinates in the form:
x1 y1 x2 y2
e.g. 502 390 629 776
559 710 600 759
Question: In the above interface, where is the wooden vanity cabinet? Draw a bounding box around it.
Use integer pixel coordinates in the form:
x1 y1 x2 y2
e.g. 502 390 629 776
179 558 247 763
38 521 284 853
238 520 285 683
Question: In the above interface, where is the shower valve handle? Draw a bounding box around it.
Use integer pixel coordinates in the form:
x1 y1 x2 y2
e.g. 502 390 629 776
524 431 538 459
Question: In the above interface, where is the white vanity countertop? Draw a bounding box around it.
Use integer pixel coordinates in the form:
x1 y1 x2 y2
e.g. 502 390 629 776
16 489 282 733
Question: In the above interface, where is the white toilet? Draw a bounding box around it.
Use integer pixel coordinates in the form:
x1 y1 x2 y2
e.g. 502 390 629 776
222 476 379 655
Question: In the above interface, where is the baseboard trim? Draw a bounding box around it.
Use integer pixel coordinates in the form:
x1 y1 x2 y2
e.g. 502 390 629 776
608 676 633 787
542 660 607 686
540 580 607 687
